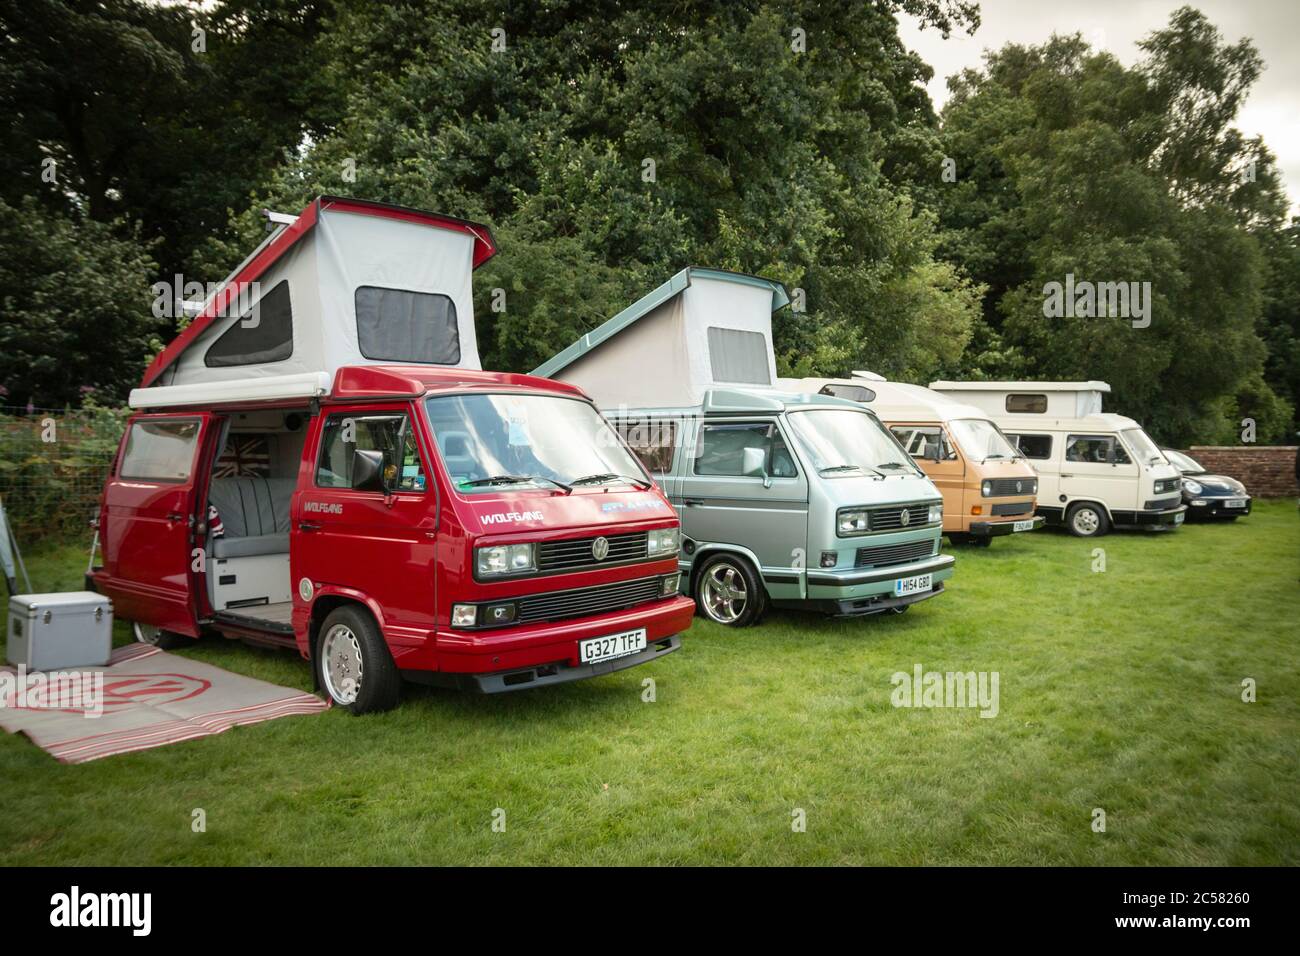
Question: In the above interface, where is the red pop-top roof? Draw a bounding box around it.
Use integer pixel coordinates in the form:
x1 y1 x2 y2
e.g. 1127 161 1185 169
140 196 497 388
328 366 589 403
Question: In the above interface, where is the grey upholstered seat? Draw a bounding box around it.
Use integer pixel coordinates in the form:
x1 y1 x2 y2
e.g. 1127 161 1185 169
208 477 295 558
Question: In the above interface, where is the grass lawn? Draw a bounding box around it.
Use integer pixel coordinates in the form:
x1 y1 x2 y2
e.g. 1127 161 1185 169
1 501 1297 865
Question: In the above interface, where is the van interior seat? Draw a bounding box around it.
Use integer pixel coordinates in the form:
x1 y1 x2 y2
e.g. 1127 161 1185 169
208 476 296 558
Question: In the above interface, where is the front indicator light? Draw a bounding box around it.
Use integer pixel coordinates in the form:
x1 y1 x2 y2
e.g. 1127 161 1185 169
452 604 477 628
820 551 837 568
661 573 681 596
970 505 982 515
648 527 680 556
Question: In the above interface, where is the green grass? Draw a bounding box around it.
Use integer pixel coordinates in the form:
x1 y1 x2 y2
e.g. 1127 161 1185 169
2 502 1297 865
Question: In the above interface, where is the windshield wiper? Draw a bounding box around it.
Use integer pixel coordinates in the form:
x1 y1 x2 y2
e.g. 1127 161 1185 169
875 462 911 470
461 474 573 493
570 472 652 490
821 463 885 479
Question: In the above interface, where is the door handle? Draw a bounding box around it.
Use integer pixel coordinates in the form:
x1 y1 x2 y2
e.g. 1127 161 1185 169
299 522 321 532
166 512 185 523
683 499 704 507
1060 474 1073 479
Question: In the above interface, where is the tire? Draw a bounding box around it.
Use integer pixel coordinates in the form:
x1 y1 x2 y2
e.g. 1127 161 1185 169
315 605 401 714
947 533 970 546
1065 501 1109 538
693 553 767 627
972 536 992 548
132 621 189 650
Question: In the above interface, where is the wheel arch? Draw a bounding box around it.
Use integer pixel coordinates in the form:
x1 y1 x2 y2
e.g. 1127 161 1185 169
687 543 767 597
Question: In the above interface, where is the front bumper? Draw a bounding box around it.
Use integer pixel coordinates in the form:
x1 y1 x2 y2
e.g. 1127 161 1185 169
969 515 1044 537
454 634 682 693
428 593 695 679
1111 503 1187 530
1185 494 1252 518
803 553 956 615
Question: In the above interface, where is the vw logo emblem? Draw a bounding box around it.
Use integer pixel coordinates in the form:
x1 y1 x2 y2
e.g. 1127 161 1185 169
900 510 911 527
1015 481 1023 493
592 536 610 561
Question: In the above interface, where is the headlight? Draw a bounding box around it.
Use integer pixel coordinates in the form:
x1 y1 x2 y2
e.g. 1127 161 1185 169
476 542 536 577
928 502 943 524
981 480 992 497
1182 478 1202 495
838 509 869 535
648 527 679 556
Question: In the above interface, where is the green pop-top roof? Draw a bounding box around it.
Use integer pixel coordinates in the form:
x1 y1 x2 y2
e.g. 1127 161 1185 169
531 266 791 379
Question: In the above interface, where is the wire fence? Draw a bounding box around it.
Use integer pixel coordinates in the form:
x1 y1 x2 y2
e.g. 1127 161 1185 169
0 406 127 544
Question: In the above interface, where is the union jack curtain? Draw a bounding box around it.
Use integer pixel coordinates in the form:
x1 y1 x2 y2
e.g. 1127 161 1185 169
214 435 271 478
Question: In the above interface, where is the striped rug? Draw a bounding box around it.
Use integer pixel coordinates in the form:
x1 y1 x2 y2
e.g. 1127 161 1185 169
0 644 328 763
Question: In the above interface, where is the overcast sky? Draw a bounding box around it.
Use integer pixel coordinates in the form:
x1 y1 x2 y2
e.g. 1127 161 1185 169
897 0 1300 215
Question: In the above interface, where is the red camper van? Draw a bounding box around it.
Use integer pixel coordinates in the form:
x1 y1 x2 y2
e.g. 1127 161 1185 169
90 197 693 711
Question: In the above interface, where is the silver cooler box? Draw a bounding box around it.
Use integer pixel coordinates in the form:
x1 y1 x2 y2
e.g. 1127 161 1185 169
7 591 113 671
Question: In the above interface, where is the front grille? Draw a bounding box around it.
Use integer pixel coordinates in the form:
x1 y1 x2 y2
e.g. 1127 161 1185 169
854 538 936 569
515 575 665 625
536 531 648 572
984 477 1037 497
1144 496 1181 511
867 504 932 532
991 501 1033 516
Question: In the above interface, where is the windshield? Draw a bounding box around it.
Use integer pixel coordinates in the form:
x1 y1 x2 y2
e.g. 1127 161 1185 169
948 418 1020 461
1121 428 1165 465
424 393 647 493
785 408 921 477
1162 448 1204 473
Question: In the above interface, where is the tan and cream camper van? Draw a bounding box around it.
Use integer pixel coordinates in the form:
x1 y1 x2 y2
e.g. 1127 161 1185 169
781 374 1043 545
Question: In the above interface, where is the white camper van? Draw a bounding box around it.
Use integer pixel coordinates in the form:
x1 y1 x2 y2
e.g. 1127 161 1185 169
927 381 1185 538
535 268 954 625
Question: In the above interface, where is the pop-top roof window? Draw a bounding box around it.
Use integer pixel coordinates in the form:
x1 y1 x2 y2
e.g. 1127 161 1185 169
707 327 770 385
1006 393 1048 414
204 280 294 368
355 286 460 364
819 383 875 403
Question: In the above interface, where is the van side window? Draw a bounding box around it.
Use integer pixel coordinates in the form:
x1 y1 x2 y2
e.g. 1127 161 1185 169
818 383 875 403
706 328 771 385
355 286 460 365
1008 433 1052 460
120 419 201 481
204 279 294 367
888 425 956 461
616 418 677 474
1006 394 1047 414
1065 434 1130 465
316 413 426 491
694 422 796 478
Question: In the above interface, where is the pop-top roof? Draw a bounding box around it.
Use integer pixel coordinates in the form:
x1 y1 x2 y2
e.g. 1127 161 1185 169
132 196 496 408
532 267 791 410
780 375 991 423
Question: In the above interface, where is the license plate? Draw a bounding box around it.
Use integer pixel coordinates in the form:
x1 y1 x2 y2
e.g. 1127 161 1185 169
579 628 647 664
894 573 932 597
1013 519 1036 532
1173 512 1185 524
1224 499 1246 509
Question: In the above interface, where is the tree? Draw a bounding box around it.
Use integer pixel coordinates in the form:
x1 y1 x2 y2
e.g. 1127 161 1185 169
935 8 1293 443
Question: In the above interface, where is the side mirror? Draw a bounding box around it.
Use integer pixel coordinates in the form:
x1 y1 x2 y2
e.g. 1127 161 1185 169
351 449 387 492
742 446 767 478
